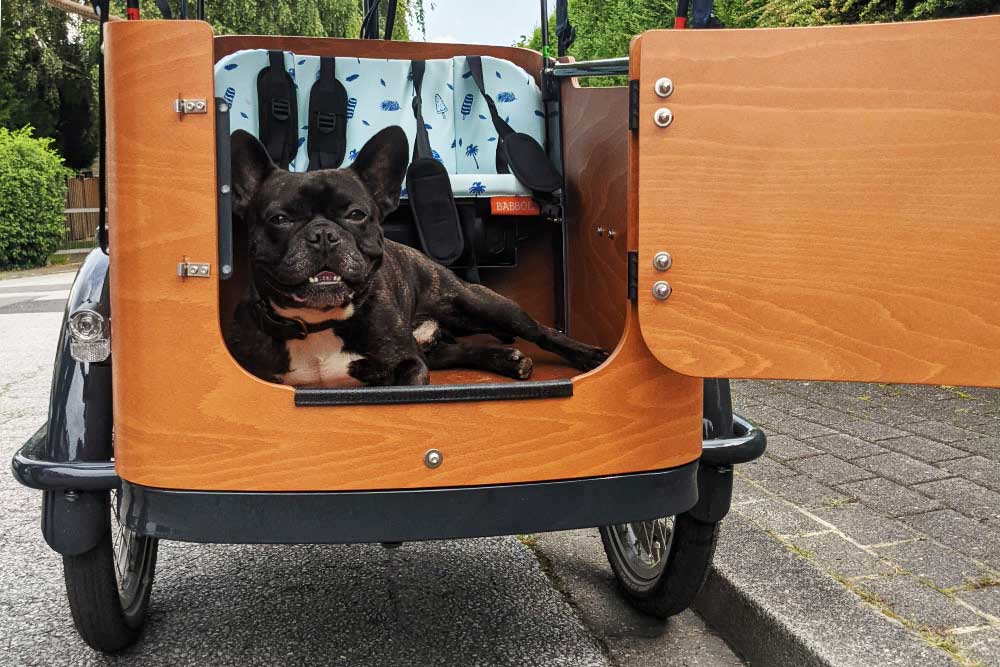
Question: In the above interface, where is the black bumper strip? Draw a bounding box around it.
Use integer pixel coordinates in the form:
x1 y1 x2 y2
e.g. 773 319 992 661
295 379 573 406
120 461 699 544
700 415 767 466
10 425 118 491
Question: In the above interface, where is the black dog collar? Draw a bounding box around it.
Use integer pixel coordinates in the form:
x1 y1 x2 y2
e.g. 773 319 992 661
251 299 340 341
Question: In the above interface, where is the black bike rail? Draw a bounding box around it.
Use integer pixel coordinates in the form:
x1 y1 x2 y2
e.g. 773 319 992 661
701 415 767 466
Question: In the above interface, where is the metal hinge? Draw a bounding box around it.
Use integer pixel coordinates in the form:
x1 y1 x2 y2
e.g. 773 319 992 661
628 79 640 131
627 251 638 301
174 98 208 115
177 262 211 278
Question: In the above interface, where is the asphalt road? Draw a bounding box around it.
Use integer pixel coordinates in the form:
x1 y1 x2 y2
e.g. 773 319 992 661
0 269 743 667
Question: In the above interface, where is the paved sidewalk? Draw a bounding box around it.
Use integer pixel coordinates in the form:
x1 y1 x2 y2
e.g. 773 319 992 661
732 380 1000 666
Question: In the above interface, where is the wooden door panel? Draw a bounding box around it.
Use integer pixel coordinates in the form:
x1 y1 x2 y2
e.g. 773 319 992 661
635 17 1000 386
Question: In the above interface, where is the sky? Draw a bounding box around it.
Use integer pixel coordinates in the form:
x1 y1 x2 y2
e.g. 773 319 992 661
415 0 545 46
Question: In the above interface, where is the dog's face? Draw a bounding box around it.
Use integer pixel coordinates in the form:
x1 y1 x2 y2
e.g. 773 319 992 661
231 127 409 311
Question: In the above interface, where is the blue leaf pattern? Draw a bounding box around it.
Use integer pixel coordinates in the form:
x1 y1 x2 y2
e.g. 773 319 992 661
496 91 516 103
297 58 306 65
462 71 473 79
381 100 401 111
432 149 442 162
446 83 454 90
495 71 502 79
379 77 386 87
346 74 360 82
223 63 238 71
240 112 248 119
297 137 305 147
534 110 545 118
478 114 487 120
362 120 370 126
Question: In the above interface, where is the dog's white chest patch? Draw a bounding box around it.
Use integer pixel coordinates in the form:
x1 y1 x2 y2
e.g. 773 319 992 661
280 331 364 388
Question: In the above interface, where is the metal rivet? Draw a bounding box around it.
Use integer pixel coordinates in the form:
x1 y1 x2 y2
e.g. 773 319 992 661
652 281 672 301
218 102 229 113
653 108 673 128
654 77 674 98
653 251 672 271
596 226 605 237
222 264 232 275
195 101 206 111
424 449 443 468
220 184 231 194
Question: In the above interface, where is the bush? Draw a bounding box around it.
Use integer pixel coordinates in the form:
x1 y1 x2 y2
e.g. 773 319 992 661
0 126 71 270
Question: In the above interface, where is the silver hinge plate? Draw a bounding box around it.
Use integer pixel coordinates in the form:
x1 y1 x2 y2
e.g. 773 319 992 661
174 98 208 115
177 262 211 278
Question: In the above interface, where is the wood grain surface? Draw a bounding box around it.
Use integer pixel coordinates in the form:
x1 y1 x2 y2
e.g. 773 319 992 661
635 17 1000 386
562 82 629 352
104 22 702 492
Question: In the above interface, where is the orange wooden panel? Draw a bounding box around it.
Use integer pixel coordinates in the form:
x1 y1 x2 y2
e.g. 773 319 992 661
635 17 1000 386
105 21 702 492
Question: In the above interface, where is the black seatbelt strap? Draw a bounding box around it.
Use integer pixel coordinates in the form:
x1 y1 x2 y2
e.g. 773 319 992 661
555 0 576 57
256 50 298 170
383 0 398 40
306 57 348 171
467 56 515 174
406 61 464 266
467 56 562 197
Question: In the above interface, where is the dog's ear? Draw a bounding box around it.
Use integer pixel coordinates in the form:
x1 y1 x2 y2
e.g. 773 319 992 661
231 130 275 219
350 126 409 217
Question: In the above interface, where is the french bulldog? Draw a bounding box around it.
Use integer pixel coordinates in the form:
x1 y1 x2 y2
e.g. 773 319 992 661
224 126 609 387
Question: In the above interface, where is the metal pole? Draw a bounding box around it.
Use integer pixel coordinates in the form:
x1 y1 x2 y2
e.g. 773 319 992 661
547 57 630 78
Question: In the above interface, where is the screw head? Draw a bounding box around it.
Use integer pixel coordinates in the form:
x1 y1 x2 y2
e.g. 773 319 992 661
424 449 443 468
607 229 616 239
654 77 674 98
218 102 230 113
653 251 672 271
596 226 605 237
652 281 672 301
653 108 673 128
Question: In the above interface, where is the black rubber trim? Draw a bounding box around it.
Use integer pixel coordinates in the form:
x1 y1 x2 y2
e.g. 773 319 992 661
215 97 234 280
295 379 573 406
700 415 767 465
119 461 699 544
628 79 640 131
11 425 118 492
627 250 638 301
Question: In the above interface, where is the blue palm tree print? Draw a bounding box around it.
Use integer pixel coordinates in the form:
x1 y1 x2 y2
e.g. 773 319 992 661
469 182 486 196
465 144 480 169
348 149 358 162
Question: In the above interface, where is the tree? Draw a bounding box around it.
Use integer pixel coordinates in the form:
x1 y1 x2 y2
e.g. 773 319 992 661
0 1 98 169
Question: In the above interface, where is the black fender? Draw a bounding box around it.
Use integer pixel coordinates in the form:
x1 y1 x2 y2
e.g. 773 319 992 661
40 248 114 556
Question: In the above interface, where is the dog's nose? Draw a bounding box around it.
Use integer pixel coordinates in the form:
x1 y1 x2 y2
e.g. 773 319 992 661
305 220 342 250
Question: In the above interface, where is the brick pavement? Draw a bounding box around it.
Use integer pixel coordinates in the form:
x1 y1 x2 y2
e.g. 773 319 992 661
731 380 1000 667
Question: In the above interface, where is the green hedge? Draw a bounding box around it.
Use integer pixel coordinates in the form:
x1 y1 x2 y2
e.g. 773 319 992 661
0 127 71 270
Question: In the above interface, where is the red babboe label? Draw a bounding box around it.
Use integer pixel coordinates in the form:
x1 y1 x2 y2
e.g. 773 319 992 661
490 197 541 217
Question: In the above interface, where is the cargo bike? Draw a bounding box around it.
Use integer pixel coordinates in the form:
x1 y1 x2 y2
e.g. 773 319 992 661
11 0 1000 653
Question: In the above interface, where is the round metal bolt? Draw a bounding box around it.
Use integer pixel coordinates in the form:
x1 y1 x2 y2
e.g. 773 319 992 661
596 226 605 237
653 108 673 128
654 77 674 98
653 251 672 271
222 264 232 275
652 281 672 301
607 229 616 239
218 102 230 114
220 184 231 194
424 449 443 468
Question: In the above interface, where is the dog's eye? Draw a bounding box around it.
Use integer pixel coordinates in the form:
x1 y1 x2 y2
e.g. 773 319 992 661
345 209 367 222
268 214 290 226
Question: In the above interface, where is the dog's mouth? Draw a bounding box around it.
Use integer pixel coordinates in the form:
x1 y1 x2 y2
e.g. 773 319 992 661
260 269 355 309
306 270 343 286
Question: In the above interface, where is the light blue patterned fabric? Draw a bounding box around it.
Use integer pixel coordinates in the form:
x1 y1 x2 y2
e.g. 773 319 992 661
215 50 547 198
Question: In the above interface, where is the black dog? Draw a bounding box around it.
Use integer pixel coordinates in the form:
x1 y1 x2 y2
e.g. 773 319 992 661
224 126 609 387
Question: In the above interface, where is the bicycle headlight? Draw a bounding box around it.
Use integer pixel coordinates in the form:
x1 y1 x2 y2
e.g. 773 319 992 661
68 309 110 363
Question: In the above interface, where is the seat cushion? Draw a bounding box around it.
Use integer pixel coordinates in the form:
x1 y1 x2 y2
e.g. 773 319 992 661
215 50 547 198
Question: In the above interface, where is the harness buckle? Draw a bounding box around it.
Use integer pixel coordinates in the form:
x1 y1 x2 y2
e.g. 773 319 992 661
271 98 291 121
315 111 338 134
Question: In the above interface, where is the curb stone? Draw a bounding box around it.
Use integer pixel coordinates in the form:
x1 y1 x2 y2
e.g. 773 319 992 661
694 515 957 667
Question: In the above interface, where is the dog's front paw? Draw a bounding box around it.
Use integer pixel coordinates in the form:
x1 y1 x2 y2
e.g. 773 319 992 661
486 347 533 380
570 345 610 372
